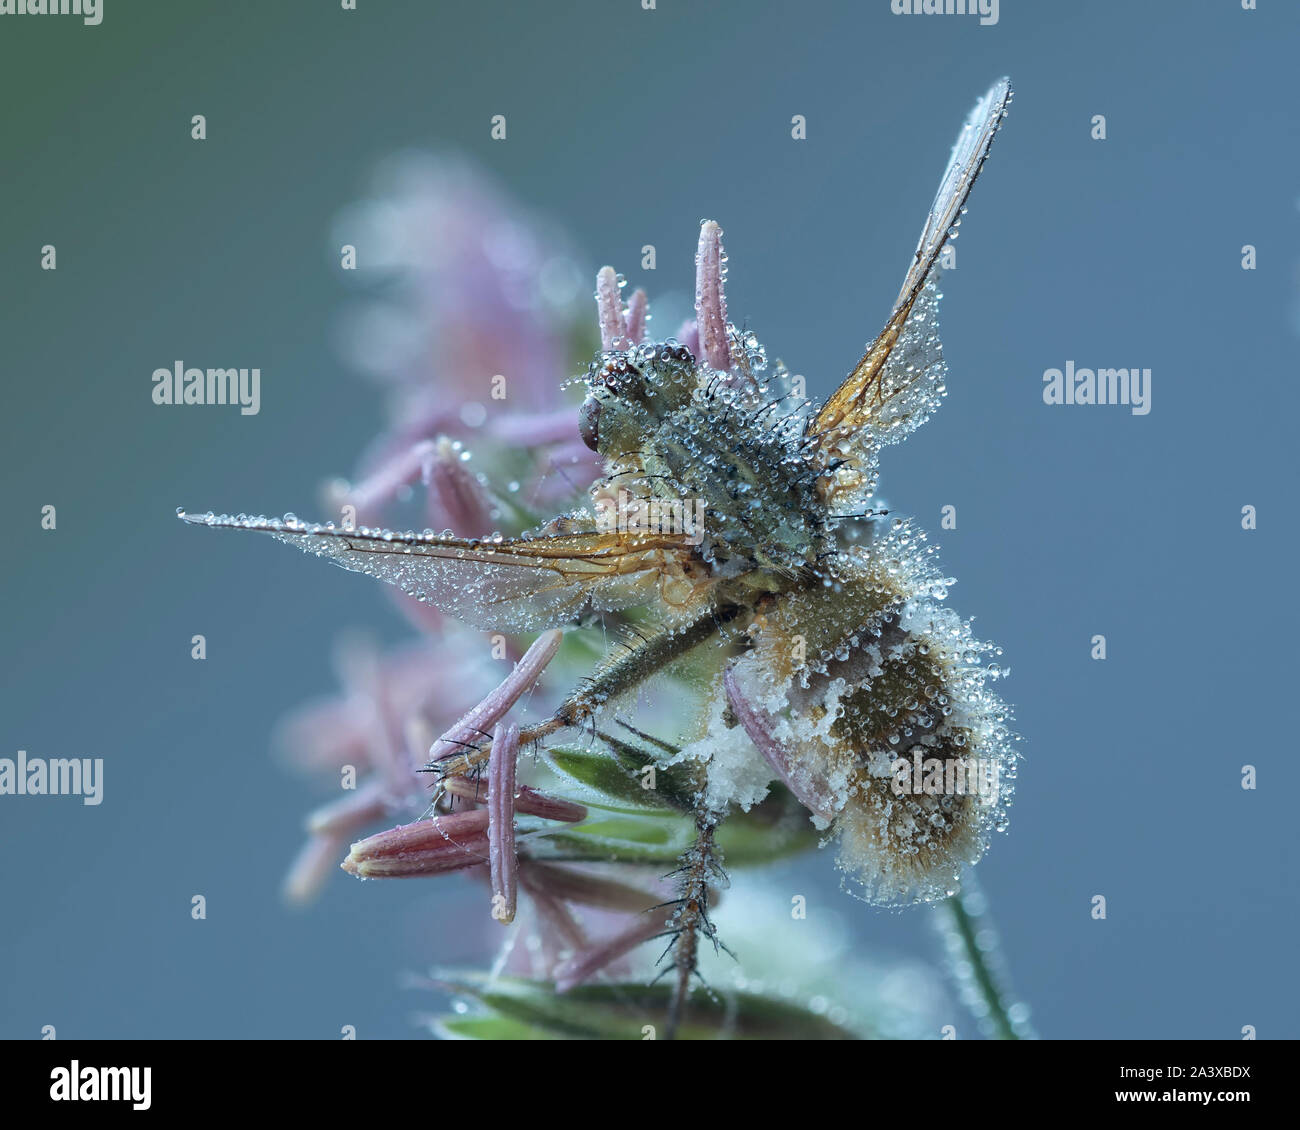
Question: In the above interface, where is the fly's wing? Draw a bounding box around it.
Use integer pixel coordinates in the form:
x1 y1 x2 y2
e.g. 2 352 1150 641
811 78 1011 498
888 75 1012 321
177 510 692 632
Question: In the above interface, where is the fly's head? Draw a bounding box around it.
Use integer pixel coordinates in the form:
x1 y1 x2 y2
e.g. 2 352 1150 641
578 342 699 461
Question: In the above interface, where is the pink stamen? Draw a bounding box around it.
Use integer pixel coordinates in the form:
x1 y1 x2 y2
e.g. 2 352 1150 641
595 266 629 351
695 220 732 371
624 288 648 344
340 439 437 519
283 832 347 906
341 810 491 878
428 629 562 762
426 438 492 536
725 664 835 821
676 318 701 360
442 776 587 823
306 777 391 836
488 723 520 923
553 913 673 993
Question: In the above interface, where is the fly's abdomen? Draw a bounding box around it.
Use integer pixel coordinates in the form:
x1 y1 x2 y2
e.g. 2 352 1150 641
725 522 1018 907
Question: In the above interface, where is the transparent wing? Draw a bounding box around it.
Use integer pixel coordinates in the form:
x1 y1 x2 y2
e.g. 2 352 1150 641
869 271 946 447
177 510 692 632
812 78 1011 456
891 75 1011 317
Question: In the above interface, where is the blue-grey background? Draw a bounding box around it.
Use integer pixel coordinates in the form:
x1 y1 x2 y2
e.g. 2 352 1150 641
1 0 1295 1038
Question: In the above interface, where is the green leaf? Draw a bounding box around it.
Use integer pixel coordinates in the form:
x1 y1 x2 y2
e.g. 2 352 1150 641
538 818 693 865
434 972 860 1040
430 1013 561 1040
565 815 678 844
545 745 690 811
530 766 820 868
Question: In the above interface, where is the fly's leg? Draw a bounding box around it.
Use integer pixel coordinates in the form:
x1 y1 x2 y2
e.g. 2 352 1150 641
430 602 747 780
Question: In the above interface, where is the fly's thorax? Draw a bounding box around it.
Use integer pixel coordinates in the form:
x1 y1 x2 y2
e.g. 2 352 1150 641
581 340 837 573
651 398 829 571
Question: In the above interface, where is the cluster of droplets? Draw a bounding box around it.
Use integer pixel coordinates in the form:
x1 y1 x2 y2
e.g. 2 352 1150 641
868 275 948 447
575 331 842 573
831 596 1017 905
722 512 1017 906
730 327 768 379
177 508 510 546
587 341 696 396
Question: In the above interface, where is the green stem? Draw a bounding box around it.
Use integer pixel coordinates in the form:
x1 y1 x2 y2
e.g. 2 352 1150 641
937 879 1033 1040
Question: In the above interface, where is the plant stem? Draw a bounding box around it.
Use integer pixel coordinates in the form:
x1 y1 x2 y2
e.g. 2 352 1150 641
935 878 1034 1040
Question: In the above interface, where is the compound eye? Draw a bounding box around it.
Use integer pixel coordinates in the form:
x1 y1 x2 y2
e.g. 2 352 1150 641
578 395 601 451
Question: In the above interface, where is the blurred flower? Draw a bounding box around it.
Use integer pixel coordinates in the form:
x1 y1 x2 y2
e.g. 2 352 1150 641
331 153 600 513
278 630 500 904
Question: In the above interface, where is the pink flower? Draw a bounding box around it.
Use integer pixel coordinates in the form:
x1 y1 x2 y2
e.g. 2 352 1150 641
269 162 749 994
